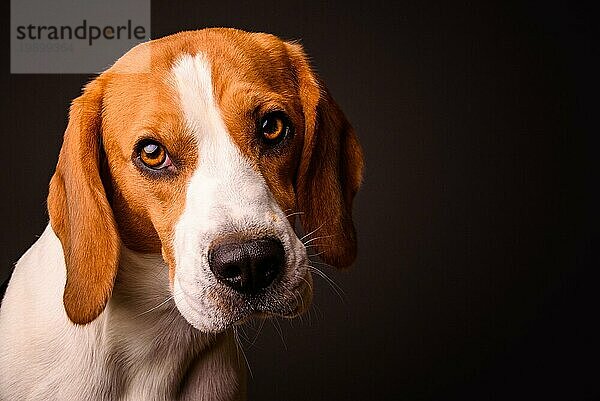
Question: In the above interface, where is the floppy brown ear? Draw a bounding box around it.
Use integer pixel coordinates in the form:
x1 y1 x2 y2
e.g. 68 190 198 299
286 43 364 268
47 78 120 325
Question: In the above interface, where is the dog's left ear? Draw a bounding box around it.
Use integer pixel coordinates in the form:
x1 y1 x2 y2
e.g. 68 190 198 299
285 42 364 269
48 77 120 325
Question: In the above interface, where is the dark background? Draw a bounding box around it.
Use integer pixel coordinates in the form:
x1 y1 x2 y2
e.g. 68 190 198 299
1 1 597 400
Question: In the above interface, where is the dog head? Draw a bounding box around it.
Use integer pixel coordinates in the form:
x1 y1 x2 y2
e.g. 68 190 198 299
47 28 363 331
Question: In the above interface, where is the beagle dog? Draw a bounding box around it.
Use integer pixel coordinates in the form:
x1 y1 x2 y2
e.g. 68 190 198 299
0 28 363 400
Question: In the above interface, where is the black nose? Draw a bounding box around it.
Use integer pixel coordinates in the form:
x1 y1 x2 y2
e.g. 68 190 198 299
209 238 285 294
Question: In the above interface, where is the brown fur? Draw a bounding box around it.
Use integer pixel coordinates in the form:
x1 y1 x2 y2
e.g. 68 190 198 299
48 78 121 325
285 42 364 268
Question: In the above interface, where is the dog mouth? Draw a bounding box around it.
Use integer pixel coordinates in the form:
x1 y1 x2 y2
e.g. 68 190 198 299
225 270 313 325
174 269 313 333
232 280 313 326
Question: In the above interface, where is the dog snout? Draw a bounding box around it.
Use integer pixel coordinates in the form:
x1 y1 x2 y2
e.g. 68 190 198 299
209 238 285 294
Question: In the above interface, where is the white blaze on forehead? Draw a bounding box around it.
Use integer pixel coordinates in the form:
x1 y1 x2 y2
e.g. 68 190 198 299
171 53 270 227
168 53 309 333
172 53 224 145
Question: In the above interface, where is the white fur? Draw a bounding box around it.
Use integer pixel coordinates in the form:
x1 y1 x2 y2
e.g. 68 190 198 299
0 52 309 400
171 53 310 333
0 225 244 400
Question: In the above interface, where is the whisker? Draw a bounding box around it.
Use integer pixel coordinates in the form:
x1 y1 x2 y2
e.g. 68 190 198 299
303 243 326 249
303 234 337 246
285 211 305 218
249 317 267 348
307 259 335 268
307 265 344 294
270 318 288 351
293 291 304 326
299 223 325 242
311 301 324 321
233 328 253 379
238 325 252 344
306 265 347 304
308 250 326 258
298 275 314 295
134 295 174 318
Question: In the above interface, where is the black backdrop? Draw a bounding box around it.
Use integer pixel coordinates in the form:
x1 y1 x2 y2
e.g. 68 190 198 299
0 1 596 400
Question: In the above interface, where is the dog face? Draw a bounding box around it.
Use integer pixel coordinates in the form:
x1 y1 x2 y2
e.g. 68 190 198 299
47 29 363 331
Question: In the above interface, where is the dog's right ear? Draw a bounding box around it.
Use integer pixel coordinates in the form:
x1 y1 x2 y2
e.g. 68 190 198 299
48 78 120 325
285 42 364 269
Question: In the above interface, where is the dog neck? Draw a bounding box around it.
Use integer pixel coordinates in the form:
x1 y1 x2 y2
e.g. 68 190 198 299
95 246 246 400
0 225 246 400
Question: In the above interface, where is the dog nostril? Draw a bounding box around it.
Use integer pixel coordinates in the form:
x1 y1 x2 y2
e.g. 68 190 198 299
221 264 242 279
209 238 285 294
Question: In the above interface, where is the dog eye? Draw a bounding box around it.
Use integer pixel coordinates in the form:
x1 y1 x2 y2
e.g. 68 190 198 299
260 112 291 145
138 140 171 170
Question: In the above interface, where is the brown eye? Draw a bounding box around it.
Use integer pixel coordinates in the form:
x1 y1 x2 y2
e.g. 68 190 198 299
138 140 171 170
260 112 291 145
